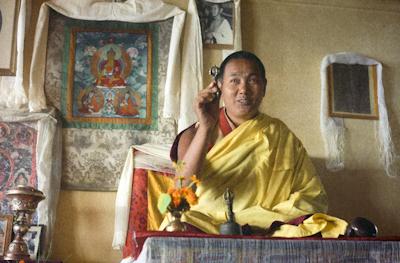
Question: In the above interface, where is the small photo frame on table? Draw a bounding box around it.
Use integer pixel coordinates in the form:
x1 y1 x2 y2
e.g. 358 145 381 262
327 63 379 120
23 224 44 260
0 214 13 257
0 0 20 76
196 0 234 49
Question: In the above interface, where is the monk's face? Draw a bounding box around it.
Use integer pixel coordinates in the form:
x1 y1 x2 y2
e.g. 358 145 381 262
219 58 266 125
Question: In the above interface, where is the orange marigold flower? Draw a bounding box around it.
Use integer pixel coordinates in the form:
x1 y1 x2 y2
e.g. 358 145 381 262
180 187 188 195
184 188 198 206
172 196 181 207
158 161 201 213
171 189 181 199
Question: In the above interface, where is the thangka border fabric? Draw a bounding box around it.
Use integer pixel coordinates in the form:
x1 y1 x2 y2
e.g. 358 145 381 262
45 11 176 191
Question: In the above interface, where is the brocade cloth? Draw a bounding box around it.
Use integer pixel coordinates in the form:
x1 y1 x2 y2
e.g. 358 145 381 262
133 235 400 263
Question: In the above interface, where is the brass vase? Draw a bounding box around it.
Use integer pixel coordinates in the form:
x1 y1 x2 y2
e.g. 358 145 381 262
4 185 45 260
165 210 187 232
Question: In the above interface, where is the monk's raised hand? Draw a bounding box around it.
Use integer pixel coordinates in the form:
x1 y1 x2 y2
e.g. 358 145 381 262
194 81 220 130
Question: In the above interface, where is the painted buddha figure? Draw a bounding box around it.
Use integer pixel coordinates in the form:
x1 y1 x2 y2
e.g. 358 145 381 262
97 48 126 88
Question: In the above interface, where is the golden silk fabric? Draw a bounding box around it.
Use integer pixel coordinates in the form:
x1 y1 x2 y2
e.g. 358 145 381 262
147 170 174 230
178 113 328 234
271 213 347 238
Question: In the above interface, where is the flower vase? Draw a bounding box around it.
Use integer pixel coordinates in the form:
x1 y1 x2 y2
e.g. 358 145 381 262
165 210 187 232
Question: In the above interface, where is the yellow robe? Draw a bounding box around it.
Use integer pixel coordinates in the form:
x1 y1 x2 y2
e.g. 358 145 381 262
178 113 329 234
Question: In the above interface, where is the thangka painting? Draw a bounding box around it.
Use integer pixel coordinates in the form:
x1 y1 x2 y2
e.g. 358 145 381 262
45 11 176 190
62 21 158 129
0 122 38 213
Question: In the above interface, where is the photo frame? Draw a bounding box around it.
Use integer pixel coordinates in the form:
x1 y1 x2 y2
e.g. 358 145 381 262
0 0 20 76
23 224 44 260
0 214 13 257
327 63 379 120
196 0 234 49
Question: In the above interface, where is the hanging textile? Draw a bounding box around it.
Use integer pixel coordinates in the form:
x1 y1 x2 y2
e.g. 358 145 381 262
29 0 203 132
0 109 61 259
320 52 397 176
112 143 173 251
28 0 203 190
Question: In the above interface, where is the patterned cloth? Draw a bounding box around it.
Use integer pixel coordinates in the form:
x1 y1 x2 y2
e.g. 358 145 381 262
132 236 400 263
0 110 61 259
0 121 38 213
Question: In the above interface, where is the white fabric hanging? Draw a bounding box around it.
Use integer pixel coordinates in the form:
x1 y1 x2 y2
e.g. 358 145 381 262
222 0 242 59
28 0 203 132
176 0 204 130
112 144 173 250
320 52 397 177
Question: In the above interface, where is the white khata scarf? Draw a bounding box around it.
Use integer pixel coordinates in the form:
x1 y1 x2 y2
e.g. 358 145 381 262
320 52 397 177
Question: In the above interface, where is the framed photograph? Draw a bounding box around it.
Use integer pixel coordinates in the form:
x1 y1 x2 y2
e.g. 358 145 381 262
23 224 44 260
0 214 13 257
327 63 379 120
0 0 20 76
196 0 234 49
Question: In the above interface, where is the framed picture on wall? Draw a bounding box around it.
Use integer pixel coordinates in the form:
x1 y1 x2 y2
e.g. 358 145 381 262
196 0 234 49
327 63 379 119
23 224 44 260
0 0 20 76
0 214 13 256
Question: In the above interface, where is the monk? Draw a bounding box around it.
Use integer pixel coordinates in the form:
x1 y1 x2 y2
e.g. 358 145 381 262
163 51 340 235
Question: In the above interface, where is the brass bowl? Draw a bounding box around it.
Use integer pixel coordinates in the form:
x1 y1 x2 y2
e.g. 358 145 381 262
7 185 45 212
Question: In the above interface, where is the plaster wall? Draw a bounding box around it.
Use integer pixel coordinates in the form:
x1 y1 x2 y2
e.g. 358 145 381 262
241 0 400 239
25 0 400 262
